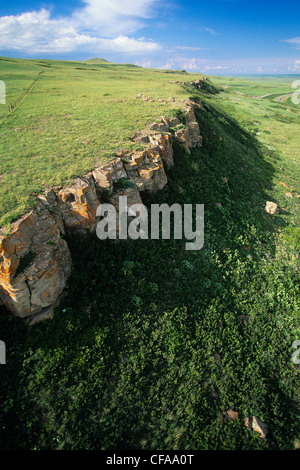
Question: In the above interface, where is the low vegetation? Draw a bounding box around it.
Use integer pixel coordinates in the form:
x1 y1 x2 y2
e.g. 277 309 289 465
0 63 299 450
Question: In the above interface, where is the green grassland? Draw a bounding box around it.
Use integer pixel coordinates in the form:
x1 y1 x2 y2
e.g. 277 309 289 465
0 57 200 227
208 75 300 252
0 64 299 450
212 74 300 98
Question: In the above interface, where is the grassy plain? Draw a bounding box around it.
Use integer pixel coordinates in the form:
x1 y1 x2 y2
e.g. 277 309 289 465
0 57 200 226
0 65 299 450
212 74 300 97
210 74 300 252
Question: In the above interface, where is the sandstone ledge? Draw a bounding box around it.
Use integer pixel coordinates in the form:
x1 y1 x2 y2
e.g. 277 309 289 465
0 100 202 319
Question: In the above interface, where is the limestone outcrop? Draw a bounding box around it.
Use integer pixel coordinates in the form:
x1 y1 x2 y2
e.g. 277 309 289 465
0 207 72 318
0 100 202 319
57 176 100 235
244 416 269 439
191 78 208 89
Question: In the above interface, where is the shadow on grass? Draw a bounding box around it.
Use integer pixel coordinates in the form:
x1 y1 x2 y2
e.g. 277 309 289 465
0 94 297 450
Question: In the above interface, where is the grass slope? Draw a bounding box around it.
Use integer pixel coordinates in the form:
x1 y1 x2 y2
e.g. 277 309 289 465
85 58 111 64
0 78 299 450
207 75 300 253
0 57 201 227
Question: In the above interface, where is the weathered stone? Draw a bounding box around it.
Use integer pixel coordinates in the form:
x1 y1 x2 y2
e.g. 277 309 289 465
92 167 111 192
121 146 168 193
133 132 151 145
149 118 170 133
265 201 278 215
0 208 72 318
175 126 191 154
149 122 160 131
104 187 144 238
26 292 67 326
167 116 180 127
223 410 239 421
174 102 202 154
108 186 142 211
149 133 174 167
92 158 127 195
37 189 65 235
139 152 168 192
244 416 269 439
192 78 207 89
57 176 100 235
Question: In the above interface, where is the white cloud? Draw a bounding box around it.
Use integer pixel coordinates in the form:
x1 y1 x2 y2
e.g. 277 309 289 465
73 0 159 36
161 59 176 70
135 59 154 68
141 56 299 75
0 1 161 55
203 27 220 36
181 58 200 70
203 65 229 71
160 57 228 72
160 57 206 71
292 59 300 71
49 34 160 54
172 46 210 51
282 37 300 49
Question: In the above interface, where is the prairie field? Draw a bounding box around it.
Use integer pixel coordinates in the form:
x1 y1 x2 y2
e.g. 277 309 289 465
0 61 299 450
0 57 200 227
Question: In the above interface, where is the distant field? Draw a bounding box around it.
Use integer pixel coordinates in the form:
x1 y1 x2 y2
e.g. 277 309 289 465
1 62 299 230
211 75 300 171
0 57 201 226
212 74 300 99
210 73 300 254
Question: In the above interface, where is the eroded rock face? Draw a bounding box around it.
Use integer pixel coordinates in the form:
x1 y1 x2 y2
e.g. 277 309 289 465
244 416 269 439
37 189 65 236
175 100 203 154
149 133 174 168
108 186 143 210
0 206 72 318
191 78 208 89
57 175 100 235
0 100 202 319
92 158 128 196
124 148 168 193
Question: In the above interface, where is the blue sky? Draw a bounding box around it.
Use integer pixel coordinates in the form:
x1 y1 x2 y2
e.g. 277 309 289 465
0 0 299 74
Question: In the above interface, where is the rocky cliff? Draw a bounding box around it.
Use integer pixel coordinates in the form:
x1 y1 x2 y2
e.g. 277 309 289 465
0 99 202 321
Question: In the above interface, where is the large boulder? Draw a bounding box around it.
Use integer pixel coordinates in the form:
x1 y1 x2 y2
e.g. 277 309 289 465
0 207 72 318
